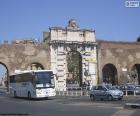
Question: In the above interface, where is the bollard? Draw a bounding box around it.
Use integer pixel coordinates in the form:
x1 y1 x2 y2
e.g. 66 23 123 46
126 89 128 96
76 88 78 96
86 87 89 96
134 90 136 96
67 88 68 96
63 89 65 96
80 87 83 96
124 85 128 96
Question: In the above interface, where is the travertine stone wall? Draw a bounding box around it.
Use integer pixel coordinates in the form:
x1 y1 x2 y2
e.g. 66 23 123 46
0 43 50 75
98 41 140 84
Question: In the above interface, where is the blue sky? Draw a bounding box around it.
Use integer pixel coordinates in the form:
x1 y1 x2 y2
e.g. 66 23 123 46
0 65 6 81
0 0 140 42
0 0 140 80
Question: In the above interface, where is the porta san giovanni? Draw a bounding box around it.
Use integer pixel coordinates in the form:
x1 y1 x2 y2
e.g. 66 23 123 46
44 19 98 90
0 19 140 90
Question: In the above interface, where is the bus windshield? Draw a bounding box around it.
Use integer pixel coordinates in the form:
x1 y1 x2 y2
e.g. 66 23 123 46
35 71 55 88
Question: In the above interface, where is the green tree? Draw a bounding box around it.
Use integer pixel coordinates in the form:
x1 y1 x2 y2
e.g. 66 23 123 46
67 51 81 83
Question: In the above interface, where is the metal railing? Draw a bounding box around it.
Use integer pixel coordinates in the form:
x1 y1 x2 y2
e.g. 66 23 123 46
56 87 89 96
123 89 139 96
56 86 140 97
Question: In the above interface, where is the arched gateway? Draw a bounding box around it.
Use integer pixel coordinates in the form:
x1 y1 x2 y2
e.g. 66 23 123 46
102 63 118 85
131 64 140 85
44 19 98 90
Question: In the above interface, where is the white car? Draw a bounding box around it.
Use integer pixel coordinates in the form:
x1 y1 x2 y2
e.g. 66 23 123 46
90 84 124 101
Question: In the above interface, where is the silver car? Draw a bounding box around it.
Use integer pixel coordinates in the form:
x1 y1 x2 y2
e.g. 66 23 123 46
90 84 124 101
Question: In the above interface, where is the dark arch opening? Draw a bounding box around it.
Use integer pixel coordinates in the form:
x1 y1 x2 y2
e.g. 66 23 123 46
0 62 9 91
28 62 44 70
66 51 82 87
131 64 140 85
102 63 118 85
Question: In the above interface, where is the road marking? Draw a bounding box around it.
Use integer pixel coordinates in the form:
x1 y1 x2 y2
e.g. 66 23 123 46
97 105 123 110
111 109 135 116
61 102 124 109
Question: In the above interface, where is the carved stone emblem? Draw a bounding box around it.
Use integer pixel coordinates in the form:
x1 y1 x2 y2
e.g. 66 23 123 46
67 19 79 29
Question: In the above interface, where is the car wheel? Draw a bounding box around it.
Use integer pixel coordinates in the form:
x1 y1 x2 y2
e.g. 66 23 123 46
90 95 95 101
108 95 113 101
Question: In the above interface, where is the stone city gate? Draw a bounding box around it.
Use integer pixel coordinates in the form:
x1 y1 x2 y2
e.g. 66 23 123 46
45 19 98 90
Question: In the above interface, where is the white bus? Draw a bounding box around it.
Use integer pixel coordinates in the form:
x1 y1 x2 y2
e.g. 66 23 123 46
9 70 56 99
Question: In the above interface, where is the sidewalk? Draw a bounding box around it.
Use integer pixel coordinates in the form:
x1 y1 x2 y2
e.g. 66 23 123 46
123 96 140 109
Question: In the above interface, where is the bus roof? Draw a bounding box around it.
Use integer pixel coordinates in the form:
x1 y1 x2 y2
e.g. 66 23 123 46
10 70 53 76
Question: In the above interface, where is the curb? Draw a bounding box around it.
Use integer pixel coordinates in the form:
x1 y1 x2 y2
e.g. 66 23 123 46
125 103 140 109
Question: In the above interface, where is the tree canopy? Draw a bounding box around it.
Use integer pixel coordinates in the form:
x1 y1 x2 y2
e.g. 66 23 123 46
66 51 82 83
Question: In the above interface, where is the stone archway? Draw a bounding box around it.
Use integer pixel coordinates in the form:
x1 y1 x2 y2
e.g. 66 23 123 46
131 64 140 85
102 63 118 85
66 51 82 87
0 62 9 90
48 19 97 90
27 62 44 70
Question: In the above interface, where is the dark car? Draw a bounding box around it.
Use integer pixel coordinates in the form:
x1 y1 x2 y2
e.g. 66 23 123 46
119 84 140 95
89 84 123 101
134 85 140 95
119 84 134 95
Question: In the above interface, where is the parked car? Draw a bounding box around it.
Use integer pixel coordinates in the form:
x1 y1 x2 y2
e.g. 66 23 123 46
89 84 123 101
119 84 140 95
135 85 140 95
119 85 133 95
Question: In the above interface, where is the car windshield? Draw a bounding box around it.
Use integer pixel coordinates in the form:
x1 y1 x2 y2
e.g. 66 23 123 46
105 85 117 90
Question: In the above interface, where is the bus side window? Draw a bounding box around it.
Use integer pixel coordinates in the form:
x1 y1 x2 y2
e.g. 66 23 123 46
10 75 15 83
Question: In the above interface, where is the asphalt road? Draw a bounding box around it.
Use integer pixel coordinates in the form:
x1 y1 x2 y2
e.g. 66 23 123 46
0 95 140 116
